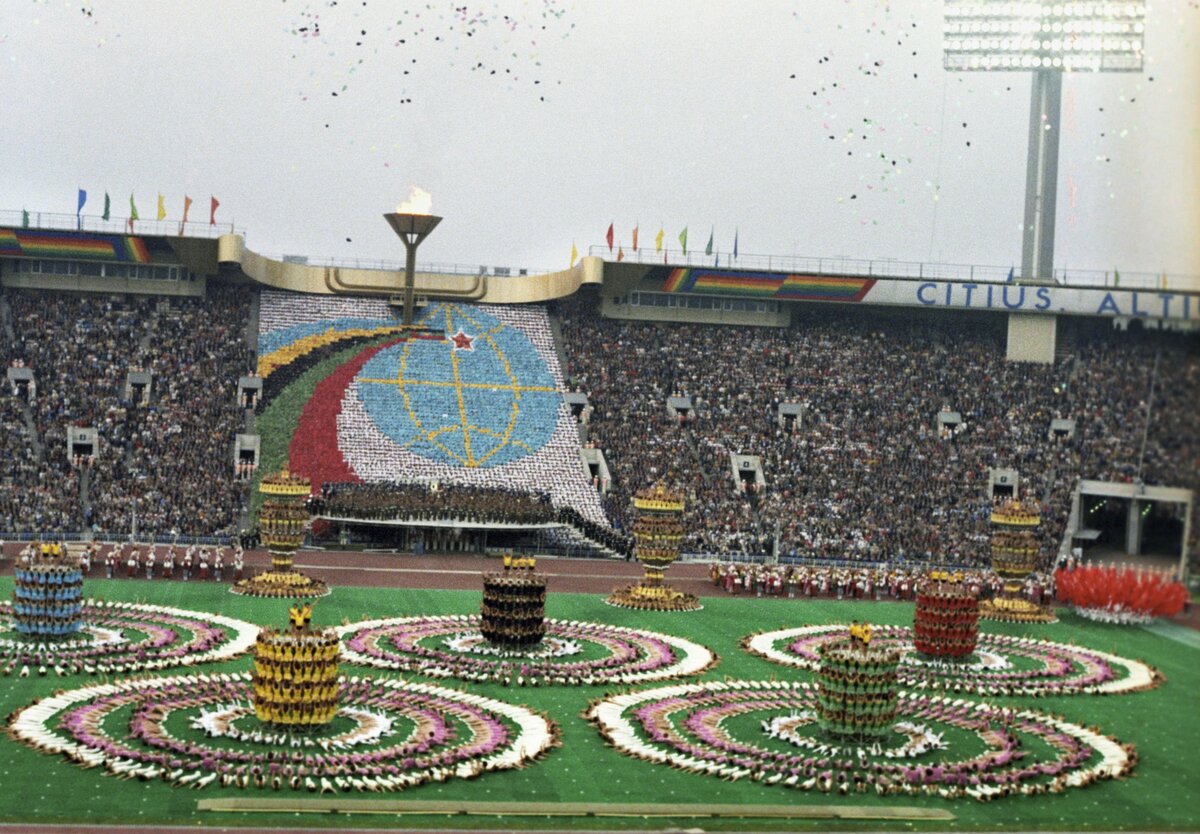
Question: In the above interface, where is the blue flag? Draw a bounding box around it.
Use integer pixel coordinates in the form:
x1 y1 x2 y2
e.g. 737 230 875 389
77 189 87 229
1006 266 1015 283
733 228 739 259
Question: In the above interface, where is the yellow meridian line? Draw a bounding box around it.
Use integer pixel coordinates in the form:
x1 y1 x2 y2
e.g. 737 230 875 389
357 378 557 393
469 311 526 467
446 305 476 467
393 325 467 466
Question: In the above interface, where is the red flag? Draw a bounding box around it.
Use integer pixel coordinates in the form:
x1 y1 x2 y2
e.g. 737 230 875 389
632 224 639 252
209 196 220 225
605 223 614 252
616 246 625 262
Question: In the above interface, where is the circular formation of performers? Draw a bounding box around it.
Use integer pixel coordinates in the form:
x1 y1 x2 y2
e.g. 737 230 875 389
480 555 547 649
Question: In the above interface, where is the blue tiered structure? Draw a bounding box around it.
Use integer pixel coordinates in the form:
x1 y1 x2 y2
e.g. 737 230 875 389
13 555 84 638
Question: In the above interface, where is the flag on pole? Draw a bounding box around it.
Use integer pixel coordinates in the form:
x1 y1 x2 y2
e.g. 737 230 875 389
77 189 87 228
733 228 739 259
569 241 578 268
705 227 713 256
632 224 639 252
1161 271 1168 290
102 192 111 221
654 226 664 253
180 195 193 234
617 246 625 262
21 208 29 228
678 227 688 254
156 194 166 221
128 193 139 232
1006 266 1015 283
210 196 220 225
1113 269 1120 287
605 223 614 252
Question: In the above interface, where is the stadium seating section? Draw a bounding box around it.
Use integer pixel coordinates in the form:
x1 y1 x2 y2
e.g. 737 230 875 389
0 282 1195 571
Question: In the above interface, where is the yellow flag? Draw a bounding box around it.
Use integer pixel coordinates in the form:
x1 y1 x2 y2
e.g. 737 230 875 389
654 226 664 252
569 242 578 268
156 194 166 221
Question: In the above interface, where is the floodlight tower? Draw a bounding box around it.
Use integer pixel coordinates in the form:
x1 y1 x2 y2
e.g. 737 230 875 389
943 1 1146 284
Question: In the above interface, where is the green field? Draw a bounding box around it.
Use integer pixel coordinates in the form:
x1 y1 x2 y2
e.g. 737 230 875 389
0 576 1197 832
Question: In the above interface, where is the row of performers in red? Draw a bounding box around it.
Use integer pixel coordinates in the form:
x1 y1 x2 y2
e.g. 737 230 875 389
709 563 1055 605
18 542 250 583
99 544 245 581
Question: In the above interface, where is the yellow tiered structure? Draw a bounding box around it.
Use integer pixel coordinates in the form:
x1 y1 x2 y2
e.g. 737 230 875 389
252 603 341 729
979 499 1056 623
607 484 701 612
232 470 330 598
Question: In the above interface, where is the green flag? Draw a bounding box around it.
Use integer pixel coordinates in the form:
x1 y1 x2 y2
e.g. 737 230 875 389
21 208 29 227
705 227 713 256
129 194 139 221
1113 269 1120 287
678 226 688 254
102 192 111 221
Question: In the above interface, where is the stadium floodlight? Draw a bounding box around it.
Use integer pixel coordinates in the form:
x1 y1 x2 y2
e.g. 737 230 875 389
943 1 1145 283
944 2 1145 73
384 205 442 327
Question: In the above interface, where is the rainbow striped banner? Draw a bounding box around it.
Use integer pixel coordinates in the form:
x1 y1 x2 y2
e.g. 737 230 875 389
656 268 875 302
0 229 152 263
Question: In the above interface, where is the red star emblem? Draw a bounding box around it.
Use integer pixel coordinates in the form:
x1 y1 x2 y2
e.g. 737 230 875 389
450 330 474 351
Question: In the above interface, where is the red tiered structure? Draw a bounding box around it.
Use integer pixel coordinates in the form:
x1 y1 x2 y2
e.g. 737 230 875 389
913 571 979 659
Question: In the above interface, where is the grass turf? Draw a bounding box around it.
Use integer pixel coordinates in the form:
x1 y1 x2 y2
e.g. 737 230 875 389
0 576 1197 832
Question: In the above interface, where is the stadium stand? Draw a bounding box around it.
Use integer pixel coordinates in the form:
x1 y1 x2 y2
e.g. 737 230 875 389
556 295 1198 568
1 286 252 538
0 279 1194 571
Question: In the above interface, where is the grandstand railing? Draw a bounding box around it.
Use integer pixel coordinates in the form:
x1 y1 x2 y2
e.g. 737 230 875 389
262 253 554 279
590 246 1200 292
3 210 241 239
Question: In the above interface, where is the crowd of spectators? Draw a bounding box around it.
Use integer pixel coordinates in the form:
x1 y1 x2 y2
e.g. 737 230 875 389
1 280 1195 573
0 394 80 533
1 286 253 537
556 295 1198 568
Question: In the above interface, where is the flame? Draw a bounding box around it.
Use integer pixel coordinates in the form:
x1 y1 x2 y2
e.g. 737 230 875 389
396 186 433 215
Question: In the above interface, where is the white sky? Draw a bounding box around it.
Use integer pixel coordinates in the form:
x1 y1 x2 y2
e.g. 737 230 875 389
1 0 1197 275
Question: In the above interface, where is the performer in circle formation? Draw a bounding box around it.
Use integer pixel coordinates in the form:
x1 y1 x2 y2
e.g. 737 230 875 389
815 622 900 743
252 603 341 729
480 554 547 648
